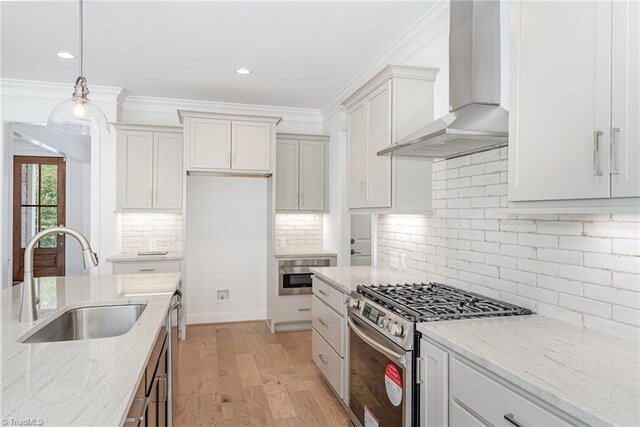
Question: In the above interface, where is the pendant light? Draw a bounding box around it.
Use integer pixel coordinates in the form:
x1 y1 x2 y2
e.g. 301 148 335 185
47 0 110 136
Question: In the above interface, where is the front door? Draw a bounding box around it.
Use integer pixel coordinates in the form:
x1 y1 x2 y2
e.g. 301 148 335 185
12 156 66 283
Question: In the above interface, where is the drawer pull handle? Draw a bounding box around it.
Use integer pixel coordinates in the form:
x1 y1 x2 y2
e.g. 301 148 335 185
593 130 603 176
318 354 329 364
318 318 328 327
139 268 156 272
504 413 523 427
297 308 311 312
318 289 330 297
124 395 150 423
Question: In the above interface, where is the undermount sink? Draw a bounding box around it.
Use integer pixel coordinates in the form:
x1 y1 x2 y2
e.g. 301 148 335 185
21 303 147 344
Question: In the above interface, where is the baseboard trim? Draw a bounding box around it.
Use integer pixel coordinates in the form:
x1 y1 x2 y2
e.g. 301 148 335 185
187 310 266 324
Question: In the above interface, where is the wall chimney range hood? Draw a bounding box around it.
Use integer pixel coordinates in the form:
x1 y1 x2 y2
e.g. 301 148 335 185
378 0 507 159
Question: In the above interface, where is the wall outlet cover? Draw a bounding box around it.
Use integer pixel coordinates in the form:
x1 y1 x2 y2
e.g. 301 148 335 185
217 289 230 301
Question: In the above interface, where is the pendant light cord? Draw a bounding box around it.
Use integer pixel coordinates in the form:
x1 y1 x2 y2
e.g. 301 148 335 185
79 0 83 78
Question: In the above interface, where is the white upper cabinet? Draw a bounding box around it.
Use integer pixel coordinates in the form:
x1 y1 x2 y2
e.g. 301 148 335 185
187 118 231 170
276 139 299 210
509 0 639 205
611 0 640 198
153 132 183 209
116 124 183 211
347 100 369 209
299 139 326 211
179 111 281 175
232 121 271 171
343 65 438 212
276 134 328 212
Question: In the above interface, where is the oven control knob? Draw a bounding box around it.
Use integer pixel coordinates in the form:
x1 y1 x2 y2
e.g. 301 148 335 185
388 322 404 337
382 318 392 331
347 298 361 309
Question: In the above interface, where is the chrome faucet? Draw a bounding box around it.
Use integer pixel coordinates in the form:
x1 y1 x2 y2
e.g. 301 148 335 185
19 226 99 322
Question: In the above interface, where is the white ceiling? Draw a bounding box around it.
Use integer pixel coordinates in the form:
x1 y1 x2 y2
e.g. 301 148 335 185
1 1 437 110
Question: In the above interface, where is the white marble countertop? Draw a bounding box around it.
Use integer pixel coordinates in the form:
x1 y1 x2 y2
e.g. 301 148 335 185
106 252 183 262
418 315 640 427
310 266 430 294
1 273 180 426
274 248 337 258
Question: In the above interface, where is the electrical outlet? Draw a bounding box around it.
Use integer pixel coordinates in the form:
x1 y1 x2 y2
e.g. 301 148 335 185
217 228 224 239
390 252 398 270
149 239 157 251
399 254 406 271
217 289 229 301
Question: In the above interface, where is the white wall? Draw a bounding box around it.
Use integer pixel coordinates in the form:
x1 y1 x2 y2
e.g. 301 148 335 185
185 176 268 324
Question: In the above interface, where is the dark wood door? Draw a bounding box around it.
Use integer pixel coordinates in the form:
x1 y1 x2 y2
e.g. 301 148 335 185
12 156 66 283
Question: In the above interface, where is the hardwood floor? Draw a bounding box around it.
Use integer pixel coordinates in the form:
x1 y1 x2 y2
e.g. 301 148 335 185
175 322 350 426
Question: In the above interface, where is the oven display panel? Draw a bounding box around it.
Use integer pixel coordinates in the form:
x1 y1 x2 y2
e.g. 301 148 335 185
362 303 381 324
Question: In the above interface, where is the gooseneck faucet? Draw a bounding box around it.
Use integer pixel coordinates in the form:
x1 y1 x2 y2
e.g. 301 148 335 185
19 226 99 322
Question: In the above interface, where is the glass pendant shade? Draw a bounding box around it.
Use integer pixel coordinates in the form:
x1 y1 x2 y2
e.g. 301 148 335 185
48 94 110 136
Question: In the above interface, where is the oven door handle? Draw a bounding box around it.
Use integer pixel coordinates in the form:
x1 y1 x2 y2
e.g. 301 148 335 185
348 317 406 367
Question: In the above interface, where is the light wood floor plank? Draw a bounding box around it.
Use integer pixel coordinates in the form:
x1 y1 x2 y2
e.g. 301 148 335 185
176 322 349 426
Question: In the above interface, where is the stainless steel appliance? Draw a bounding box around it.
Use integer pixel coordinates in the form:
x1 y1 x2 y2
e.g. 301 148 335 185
378 0 508 159
346 282 531 427
168 289 182 426
278 257 335 295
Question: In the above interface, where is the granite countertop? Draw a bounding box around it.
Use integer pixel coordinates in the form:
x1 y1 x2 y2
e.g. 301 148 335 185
418 315 640 427
310 266 430 294
1 273 180 426
274 248 337 258
106 252 183 262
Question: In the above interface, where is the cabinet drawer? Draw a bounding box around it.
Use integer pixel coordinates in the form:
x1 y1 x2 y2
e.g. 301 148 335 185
312 296 345 356
277 295 312 322
450 400 486 427
312 329 343 399
113 261 180 275
312 277 345 315
450 357 572 427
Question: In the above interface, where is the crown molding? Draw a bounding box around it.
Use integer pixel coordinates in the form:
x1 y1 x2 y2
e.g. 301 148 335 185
320 0 449 120
1 78 124 103
124 95 323 124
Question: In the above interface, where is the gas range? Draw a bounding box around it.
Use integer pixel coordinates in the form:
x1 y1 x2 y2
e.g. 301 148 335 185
348 282 532 350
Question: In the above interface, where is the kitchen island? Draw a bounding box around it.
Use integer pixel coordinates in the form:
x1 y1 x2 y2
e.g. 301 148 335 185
1 273 180 426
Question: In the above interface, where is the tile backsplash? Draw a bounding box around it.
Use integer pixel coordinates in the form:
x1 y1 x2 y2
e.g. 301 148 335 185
119 213 183 255
275 213 323 251
378 147 640 342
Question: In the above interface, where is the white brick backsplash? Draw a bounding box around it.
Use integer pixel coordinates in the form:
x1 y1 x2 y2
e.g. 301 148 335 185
275 213 323 251
119 213 183 255
377 147 640 342
612 239 640 256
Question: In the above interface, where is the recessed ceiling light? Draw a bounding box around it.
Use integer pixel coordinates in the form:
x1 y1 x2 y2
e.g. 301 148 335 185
235 68 252 75
56 51 76 60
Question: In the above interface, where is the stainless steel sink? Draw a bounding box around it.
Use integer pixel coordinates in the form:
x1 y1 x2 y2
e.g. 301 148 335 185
21 304 147 343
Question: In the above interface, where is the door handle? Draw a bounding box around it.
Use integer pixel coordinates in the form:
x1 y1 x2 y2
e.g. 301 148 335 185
611 127 621 175
593 130 603 176
351 249 362 255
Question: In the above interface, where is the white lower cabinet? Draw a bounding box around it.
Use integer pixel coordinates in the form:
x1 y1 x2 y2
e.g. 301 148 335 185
276 295 312 323
112 260 181 275
311 277 349 401
420 338 580 427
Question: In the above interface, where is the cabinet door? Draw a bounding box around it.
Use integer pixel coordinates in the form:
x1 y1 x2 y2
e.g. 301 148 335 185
187 118 231 170
347 100 368 209
420 339 448 427
611 0 640 198
299 140 325 211
365 81 392 208
508 1 612 201
153 132 183 209
232 121 271 171
118 130 154 209
276 140 300 210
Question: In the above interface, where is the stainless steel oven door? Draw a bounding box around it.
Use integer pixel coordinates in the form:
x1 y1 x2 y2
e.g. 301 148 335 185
347 313 412 427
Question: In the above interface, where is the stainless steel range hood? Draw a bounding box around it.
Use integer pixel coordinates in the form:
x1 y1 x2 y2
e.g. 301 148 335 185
379 0 507 159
